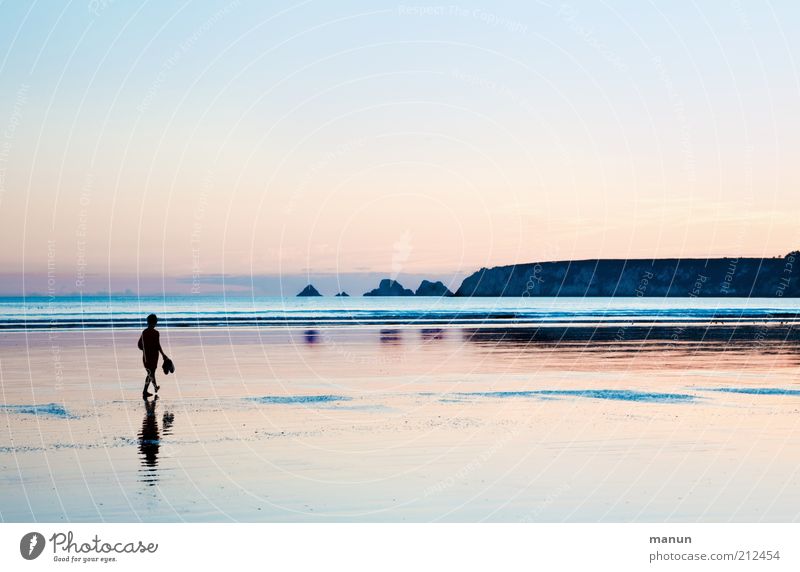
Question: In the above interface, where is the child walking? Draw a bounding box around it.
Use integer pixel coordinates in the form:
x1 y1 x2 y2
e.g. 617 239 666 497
138 313 169 397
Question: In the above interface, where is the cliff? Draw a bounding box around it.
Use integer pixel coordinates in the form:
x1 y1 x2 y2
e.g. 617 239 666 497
455 253 799 297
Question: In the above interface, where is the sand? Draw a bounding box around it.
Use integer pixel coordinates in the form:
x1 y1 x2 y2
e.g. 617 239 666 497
1 326 799 522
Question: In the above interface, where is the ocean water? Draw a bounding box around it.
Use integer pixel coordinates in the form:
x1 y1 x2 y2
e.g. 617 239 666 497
2 295 799 330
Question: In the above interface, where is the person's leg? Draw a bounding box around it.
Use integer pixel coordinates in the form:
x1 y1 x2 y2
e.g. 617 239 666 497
143 369 154 396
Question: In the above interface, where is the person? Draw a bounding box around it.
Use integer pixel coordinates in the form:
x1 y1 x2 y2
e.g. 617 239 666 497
138 313 169 397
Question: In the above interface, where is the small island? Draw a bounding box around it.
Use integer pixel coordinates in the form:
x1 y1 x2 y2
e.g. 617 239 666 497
334 292 350 297
296 284 322 297
415 280 454 297
363 279 414 296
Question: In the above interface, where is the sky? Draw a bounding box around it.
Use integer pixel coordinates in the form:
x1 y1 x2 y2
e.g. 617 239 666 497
1 1 799 295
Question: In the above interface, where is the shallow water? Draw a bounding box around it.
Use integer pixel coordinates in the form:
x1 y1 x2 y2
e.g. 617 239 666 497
1 319 799 522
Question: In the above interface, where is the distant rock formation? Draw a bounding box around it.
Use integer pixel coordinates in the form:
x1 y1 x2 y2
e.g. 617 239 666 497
334 291 350 297
415 280 454 297
363 279 414 296
297 284 322 297
455 253 800 297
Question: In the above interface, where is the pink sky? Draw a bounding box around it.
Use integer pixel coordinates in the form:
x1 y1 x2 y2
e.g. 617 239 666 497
1 2 798 295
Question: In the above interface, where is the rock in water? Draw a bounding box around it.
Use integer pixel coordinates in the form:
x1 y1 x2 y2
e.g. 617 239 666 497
363 279 414 296
297 284 322 297
415 280 453 297
334 292 350 297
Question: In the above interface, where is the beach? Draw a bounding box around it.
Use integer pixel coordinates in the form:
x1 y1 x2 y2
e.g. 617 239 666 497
1 297 800 522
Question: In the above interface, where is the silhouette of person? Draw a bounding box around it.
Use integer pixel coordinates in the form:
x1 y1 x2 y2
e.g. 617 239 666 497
137 313 169 397
138 397 160 485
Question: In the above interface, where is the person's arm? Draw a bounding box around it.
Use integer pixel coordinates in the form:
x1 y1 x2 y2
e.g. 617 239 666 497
157 332 168 359
137 333 143 351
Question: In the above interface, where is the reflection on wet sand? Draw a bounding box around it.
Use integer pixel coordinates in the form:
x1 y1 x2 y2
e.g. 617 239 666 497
420 328 446 342
380 329 402 345
453 326 800 372
138 398 160 486
138 398 175 486
461 325 800 349
2 323 800 522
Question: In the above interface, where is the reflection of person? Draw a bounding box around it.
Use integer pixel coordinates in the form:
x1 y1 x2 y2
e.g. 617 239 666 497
138 397 160 472
162 410 175 436
137 314 169 397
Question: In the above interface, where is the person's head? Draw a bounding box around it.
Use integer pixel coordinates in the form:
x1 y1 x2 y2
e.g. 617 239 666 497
146 314 158 327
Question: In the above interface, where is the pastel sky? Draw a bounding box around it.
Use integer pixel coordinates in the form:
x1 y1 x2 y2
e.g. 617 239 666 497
1 1 799 295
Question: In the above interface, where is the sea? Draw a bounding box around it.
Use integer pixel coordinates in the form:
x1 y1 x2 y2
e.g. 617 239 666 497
2 295 799 330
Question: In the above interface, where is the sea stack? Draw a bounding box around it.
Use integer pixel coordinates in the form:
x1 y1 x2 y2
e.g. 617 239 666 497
415 280 453 297
297 284 322 297
363 279 414 296
334 291 350 297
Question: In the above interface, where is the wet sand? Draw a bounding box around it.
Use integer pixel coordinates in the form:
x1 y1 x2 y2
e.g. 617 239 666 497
1 326 799 522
